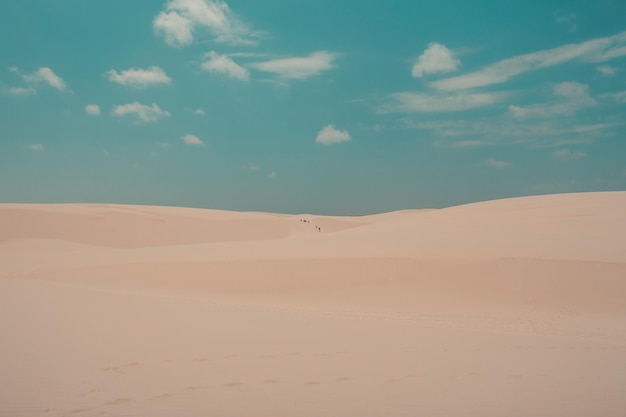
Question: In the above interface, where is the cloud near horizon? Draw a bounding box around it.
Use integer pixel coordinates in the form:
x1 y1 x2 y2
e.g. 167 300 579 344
412 42 460 78
315 125 351 145
431 31 626 91
201 51 249 81
552 149 586 160
107 66 171 88
112 102 170 123
484 158 511 168
253 51 336 80
508 81 596 119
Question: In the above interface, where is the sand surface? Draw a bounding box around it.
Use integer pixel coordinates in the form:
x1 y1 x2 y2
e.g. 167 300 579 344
1 192 625 416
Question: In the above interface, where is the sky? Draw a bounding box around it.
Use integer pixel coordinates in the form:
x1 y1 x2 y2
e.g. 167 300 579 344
1 0 625 214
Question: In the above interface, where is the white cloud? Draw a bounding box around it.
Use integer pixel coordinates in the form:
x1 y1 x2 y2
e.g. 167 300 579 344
28 144 43 152
552 149 586 160
23 67 66 91
153 0 257 47
315 124 351 145
432 31 626 91
201 51 249 81
153 11 194 47
508 81 596 118
253 51 336 80
412 42 460 78
107 66 171 88
112 102 170 123
383 91 505 113
85 104 101 116
8 86 36 95
267 172 277 179
182 134 204 145
484 158 510 168
596 65 618 76
194 108 205 115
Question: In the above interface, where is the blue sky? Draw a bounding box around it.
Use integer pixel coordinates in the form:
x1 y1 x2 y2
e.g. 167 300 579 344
1 0 625 214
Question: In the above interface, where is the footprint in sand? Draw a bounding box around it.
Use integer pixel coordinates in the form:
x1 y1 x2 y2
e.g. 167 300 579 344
224 382 243 388
100 367 126 376
151 393 176 400
186 386 204 391
262 379 279 384
69 407 95 414
79 388 97 398
105 398 133 406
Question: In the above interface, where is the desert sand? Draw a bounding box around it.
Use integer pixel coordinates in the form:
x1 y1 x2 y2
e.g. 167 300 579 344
1 191 625 417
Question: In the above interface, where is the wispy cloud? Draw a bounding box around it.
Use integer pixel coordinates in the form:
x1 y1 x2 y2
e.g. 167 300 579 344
8 86 36 95
408 118 614 148
602 91 626 103
315 125 351 145
445 140 489 149
555 12 577 32
112 102 170 123
194 108 205 115
28 144 43 152
382 91 506 113
412 42 460 78
22 67 66 91
201 51 249 81
552 149 586 160
243 163 261 171
596 65 618 76
153 0 259 47
253 51 336 80
508 81 596 118
107 66 171 88
432 31 626 91
484 158 510 168
85 104 101 116
181 134 204 145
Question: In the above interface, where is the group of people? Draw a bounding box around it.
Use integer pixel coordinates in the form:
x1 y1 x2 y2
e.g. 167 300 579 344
299 218 321 232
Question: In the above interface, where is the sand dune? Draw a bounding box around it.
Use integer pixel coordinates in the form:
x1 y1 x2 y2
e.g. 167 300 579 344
1 192 625 416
